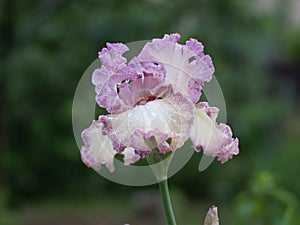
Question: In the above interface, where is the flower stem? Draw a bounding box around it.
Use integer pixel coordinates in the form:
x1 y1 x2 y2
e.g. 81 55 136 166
159 179 177 225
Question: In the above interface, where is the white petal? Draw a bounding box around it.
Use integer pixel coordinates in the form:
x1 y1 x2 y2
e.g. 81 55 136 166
80 120 116 172
190 102 239 163
122 147 140 165
190 105 222 155
100 93 194 154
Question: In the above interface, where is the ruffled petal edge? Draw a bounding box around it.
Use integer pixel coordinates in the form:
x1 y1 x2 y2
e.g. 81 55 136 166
100 93 194 156
80 120 116 172
190 102 239 163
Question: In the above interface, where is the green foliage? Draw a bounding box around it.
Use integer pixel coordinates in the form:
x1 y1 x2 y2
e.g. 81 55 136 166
234 172 300 225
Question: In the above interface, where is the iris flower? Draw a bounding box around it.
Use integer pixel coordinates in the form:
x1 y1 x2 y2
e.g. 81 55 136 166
80 33 239 173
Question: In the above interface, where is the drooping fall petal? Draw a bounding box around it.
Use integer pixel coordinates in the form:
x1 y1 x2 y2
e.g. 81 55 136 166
190 102 239 163
100 93 194 156
80 120 116 172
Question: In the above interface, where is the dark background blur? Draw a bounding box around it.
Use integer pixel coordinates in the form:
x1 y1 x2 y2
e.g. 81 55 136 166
1 0 299 224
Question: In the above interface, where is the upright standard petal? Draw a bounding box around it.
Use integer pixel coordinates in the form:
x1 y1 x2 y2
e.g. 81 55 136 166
80 120 116 172
136 33 215 103
100 93 194 156
92 43 130 113
95 60 167 114
190 102 239 163
92 43 129 90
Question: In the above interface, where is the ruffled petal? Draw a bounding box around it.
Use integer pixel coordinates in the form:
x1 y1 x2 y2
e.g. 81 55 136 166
95 60 167 114
92 43 129 91
136 33 214 103
80 120 116 172
118 62 167 106
190 102 239 163
95 65 137 113
100 93 194 155
92 43 130 113
122 147 141 165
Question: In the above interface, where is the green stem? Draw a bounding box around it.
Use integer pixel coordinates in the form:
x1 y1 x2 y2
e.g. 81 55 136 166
159 179 177 225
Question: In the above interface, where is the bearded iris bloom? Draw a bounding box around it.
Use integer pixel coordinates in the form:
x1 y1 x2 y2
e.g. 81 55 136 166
80 33 239 173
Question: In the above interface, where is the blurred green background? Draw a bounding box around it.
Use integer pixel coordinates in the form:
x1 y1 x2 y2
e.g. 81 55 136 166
1 0 299 224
